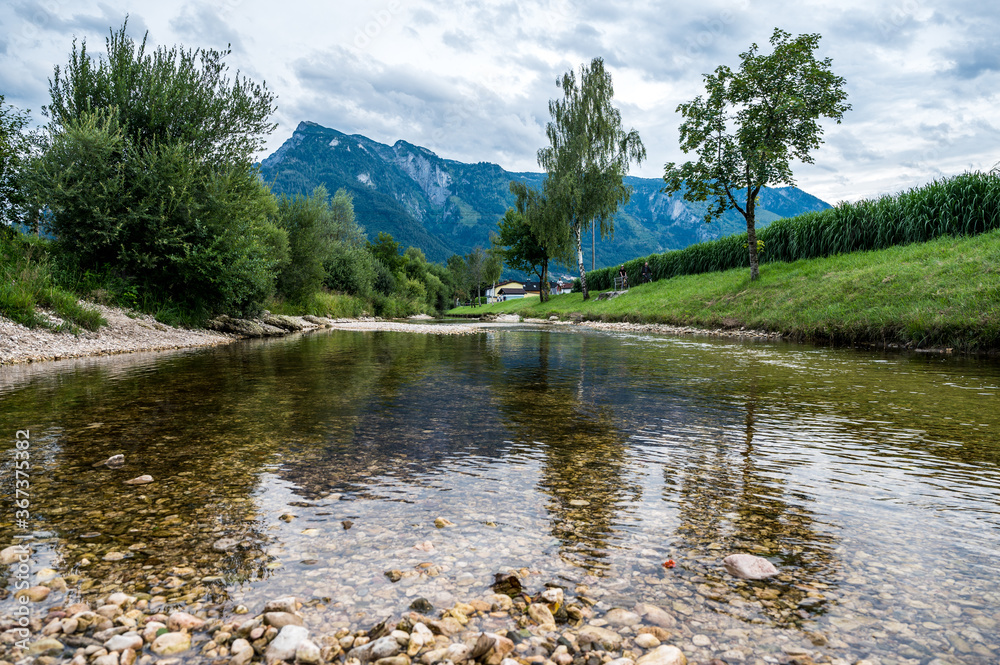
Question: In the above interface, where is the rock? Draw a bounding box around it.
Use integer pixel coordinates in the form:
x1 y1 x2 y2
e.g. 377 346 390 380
94 654 119 665
541 588 564 605
106 592 135 607
635 645 687 665
105 633 143 652
231 643 254 665
719 650 746 662
16 585 51 602
722 554 778 580
0 545 28 564
434 517 455 528
93 454 125 468
167 611 206 632
635 634 661 649
123 475 154 485
635 604 677 629
385 570 403 583
605 608 641 626
608 660 636 665
212 538 240 551
150 632 191 656
528 603 555 628
141 621 167 643
691 635 711 647
578 625 623 651
264 597 299 614
375 657 411 665
296 639 322 664
491 573 522 596
350 635 401 662
264 612 305 628
206 315 285 338
261 313 305 331
409 598 433 614
27 638 65 656
267 625 310 662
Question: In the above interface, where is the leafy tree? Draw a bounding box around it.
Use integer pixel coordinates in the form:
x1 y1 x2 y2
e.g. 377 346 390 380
274 186 334 302
34 109 285 315
0 97 38 228
495 181 570 302
538 57 645 300
446 254 469 302
464 247 486 306
45 20 275 163
367 231 404 273
663 28 850 281
32 21 283 316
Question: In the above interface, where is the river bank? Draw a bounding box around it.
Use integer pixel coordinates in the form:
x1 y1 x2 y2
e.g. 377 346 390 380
448 229 1000 353
0 560 846 665
0 307 483 367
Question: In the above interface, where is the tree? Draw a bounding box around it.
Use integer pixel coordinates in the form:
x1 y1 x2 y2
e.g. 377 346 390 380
0 97 38 228
464 247 487 306
538 57 646 300
32 21 284 316
663 28 850 281
495 181 570 303
45 20 275 163
367 231 404 273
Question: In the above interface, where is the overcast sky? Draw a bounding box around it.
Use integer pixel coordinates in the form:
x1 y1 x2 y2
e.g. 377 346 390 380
2 0 998 204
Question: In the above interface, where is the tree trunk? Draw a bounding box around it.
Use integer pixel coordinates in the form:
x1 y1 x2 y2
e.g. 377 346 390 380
541 261 549 303
746 200 760 281
576 226 589 300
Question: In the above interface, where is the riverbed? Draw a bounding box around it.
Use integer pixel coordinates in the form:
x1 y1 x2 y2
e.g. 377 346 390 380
1 325 998 664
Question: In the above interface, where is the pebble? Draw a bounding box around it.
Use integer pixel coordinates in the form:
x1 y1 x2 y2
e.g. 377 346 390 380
266 625 310 662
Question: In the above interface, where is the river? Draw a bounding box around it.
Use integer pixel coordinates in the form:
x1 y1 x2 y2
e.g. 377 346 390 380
1 325 998 663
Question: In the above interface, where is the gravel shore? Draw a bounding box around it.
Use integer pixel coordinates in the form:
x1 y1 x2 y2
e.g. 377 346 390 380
0 309 484 367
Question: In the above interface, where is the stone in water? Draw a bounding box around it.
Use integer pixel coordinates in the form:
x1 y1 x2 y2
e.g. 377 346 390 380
723 553 778 579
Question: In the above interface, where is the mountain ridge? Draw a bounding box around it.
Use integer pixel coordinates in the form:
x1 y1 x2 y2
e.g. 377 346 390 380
259 121 832 267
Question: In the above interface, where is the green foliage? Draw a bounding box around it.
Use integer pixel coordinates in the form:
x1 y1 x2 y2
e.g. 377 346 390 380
274 186 334 302
0 230 106 331
663 28 850 281
495 181 570 302
368 231 404 273
539 57 645 298
324 243 378 298
0 96 40 228
31 21 284 318
45 20 275 163
451 227 1000 351
35 110 284 316
587 171 1000 290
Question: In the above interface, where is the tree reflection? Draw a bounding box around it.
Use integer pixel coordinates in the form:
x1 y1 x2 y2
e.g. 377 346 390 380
488 331 641 574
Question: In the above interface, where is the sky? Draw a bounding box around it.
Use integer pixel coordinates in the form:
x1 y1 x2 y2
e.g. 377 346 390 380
1 0 998 204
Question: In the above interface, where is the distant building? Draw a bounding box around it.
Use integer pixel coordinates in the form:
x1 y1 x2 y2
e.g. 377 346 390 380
486 280 524 301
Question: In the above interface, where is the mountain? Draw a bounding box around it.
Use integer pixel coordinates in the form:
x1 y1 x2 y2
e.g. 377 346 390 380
259 121 832 267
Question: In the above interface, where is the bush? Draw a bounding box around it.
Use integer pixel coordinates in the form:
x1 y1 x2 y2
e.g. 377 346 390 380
0 230 106 331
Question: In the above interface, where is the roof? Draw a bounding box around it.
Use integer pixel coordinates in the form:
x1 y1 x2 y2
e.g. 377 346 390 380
498 287 526 295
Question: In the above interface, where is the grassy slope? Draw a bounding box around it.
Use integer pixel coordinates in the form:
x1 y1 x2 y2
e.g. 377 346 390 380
449 229 1000 351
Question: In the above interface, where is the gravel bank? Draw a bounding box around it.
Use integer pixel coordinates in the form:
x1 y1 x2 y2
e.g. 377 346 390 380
0 306 236 366
0 308 485 367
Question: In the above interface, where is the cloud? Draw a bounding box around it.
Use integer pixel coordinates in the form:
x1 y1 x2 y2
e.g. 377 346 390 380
169 4 246 53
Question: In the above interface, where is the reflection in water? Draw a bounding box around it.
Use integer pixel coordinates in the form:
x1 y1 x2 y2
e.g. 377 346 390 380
1 329 1000 662
487 331 641 572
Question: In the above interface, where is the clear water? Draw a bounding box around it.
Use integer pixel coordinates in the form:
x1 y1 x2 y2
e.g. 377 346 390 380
1 327 998 663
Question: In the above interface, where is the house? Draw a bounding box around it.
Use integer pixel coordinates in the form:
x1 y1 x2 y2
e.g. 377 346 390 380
486 280 523 301
554 281 574 295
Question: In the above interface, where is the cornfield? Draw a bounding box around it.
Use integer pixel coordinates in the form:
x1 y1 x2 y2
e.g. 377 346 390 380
588 171 1000 290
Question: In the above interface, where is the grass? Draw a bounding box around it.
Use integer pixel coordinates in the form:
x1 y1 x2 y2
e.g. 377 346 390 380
0 231 107 332
589 170 1000 291
449 229 1000 351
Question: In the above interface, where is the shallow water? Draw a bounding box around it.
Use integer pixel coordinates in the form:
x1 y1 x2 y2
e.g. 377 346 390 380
1 327 999 663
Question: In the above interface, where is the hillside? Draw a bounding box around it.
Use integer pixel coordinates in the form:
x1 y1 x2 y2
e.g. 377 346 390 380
259 121 831 265
448 228 1000 352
